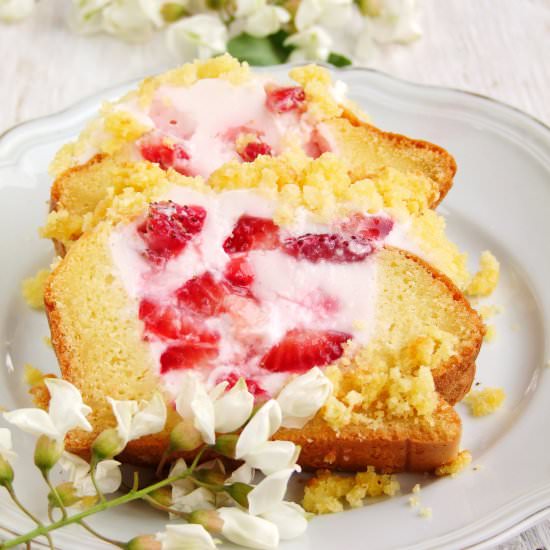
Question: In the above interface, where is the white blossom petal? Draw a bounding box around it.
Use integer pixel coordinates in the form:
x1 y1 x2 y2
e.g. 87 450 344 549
245 5 290 38
235 400 282 460
214 378 254 433
369 0 422 44
128 393 167 440
243 440 300 475
156 523 217 550
3 408 61 439
227 463 254 484
277 367 332 429
0 428 16 463
219 507 279 550
101 0 161 42
176 374 216 445
234 0 262 17
247 468 295 516
170 458 196 498
260 501 308 540
46 379 93 439
172 487 215 513
59 452 91 484
285 25 332 62
0 0 35 22
68 0 110 34
166 13 227 62
108 398 138 445
76 460 122 497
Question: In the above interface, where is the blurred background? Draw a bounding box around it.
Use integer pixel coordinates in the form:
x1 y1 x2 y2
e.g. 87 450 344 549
0 0 549 133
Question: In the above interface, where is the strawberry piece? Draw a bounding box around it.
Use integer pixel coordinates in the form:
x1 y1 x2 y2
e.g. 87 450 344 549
139 299 199 340
160 336 219 374
221 372 268 398
260 329 351 373
223 215 280 254
282 233 374 263
224 256 255 287
265 86 306 113
138 202 206 264
240 141 273 162
340 214 394 240
176 272 229 316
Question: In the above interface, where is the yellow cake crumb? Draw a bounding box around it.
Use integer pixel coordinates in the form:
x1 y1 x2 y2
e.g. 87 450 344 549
408 496 420 507
419 507 432 519
478 304 502 320
435 450 472 477
42 336 52 349
21 268 50 309
484 325 496 342
464 388 505 417
302 468 400 514
412 483 421 494
23 364 45 388
467 251 500 297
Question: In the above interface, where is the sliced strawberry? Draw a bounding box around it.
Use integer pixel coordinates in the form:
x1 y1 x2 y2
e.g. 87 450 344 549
224 256 255 287
282 233 374 263
265 86 306 114
220 372 268 398
239 141 273 163
139 299 198 340
176 272 229 316
260 329 351 373
339 214 394 240
140 136 190 175
160 336 220 374
223 215 280 254
138 202 206 264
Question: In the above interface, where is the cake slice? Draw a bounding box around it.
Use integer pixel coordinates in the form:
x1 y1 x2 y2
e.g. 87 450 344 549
41 179 482 472
44 55 455 254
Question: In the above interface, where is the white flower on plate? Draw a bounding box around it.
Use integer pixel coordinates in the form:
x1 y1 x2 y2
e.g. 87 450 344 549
260 501 308 540
169 459 216 515
101 0 164 43
108 392 167 447
227 462 254 484
3 379 92 441
156 523 217 550
234 0 290 38
285 25 333 62
218 506 279 550
59 452 122 497
166 13 227 62
277 367 332 429
241 440 300 476
68 0 110 34
294 0 353 32
0 0 35 23
367 0 421 44
213 378 254 433
0 428 16 463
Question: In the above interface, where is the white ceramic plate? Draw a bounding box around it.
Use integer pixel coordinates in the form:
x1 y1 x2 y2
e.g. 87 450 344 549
0 65 549 550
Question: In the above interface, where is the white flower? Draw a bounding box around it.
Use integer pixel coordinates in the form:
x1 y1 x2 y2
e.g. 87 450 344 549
68 0 110 34
235 0 290 38
156 524 216 550
169 458 216 515
0 428 16 463
59 452 122 497
234 400 281 460
261 501 308 540
247 468 295 516
294 0 353 32
102 0 163 43
0 0 35 23
3 379 92 441
277 367 332 429
166 13 227 62
241 440 300 475
108 392 167 446
227 462 254 484
176 374 216 444
368 0 421 44
285 25 333 62
213 379 254 433
218 507 279 550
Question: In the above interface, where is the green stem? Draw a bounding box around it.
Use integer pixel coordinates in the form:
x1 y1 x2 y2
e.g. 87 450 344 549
42 471 67 520
140 493 189 519
78 520 125 548
0 446 208 550
4 483 55 550
155 449 171 479
89 460 107 504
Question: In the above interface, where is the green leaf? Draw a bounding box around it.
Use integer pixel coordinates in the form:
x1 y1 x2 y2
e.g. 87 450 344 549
327 52 353 67
227 32 292 66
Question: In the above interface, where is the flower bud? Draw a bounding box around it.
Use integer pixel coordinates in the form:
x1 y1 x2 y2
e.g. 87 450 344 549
213 434 238 458
169 419 203 452
160 2 187 23
34 435 64 473
188 509 224 534
48 482 81 508
92 428 125 461
224 482 253 508
149 486 173 508
0 456 14 486
125 535 161 550
193 468 226 487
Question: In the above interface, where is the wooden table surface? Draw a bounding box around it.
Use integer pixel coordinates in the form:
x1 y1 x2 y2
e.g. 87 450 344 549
1 1 549 548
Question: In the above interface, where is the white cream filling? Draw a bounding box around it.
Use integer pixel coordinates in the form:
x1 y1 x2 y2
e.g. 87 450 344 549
110 187 420 398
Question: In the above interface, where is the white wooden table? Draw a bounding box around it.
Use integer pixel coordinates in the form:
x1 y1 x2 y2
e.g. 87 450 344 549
1 1 549 548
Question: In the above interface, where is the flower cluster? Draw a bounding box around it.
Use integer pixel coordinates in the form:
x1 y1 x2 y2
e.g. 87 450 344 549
0 0 422 66
0 367 332 549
